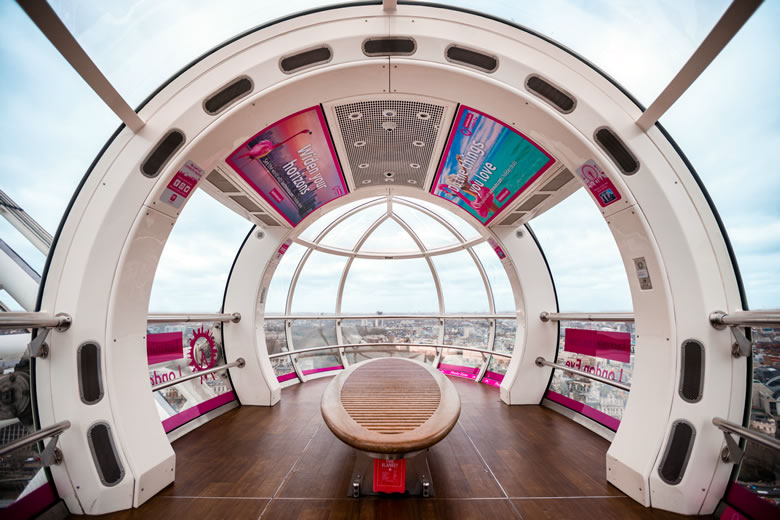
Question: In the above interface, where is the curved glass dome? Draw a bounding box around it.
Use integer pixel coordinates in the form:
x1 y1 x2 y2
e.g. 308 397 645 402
262 193 516 383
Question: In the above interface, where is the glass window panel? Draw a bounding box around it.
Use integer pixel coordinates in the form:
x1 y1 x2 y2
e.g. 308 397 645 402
473 242 516 313
264 243 307 315
530 189 632 312
298 197 383 241
342 318 440 345
290 319 337 349
494 319 517 354
0 221 46 278
263 319 288 355
146 321 235 429
344 345 436 366
547 320 635 430
48 1 361 107
359 218 420 253
432 251 490 314
660 2 780 310
424 0 729 105
398 197 481 240
735 327 780 507
318 204 387 250
149 190 252 312
341 258 438 314
392 204 461 250
290 251 348 314
440 318 490 379
482 355 510 388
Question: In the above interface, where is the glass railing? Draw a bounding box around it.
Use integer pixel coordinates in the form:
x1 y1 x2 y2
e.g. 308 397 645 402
546 320 634 431
146 321 237 433
727 327 780 513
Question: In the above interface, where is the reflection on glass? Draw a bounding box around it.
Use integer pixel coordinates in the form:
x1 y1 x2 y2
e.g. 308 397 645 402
264 243 308 315
734 327 780 509
397 197 481 240
482 356 510 388
318 204 386 250
432 251 490 314
547 321 634 431
473 242 515 313
392 204 461 250
146 322 235 432
360 218 420 253
298 197 383 241
290 252 348 314
341 258 438 314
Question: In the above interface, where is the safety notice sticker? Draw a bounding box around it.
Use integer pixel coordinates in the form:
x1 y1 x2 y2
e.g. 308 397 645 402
576 159 621 207
161 160 204 209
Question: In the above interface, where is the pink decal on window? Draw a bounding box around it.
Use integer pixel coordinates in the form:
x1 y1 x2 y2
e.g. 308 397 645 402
162 391 236 433
277 372 298 383
481 370 504 388
2 483 57 519
545 390 620 431
438 363 480 380
146 332 183 365
301 365 343 376
564 328 631 363
725 482 779 520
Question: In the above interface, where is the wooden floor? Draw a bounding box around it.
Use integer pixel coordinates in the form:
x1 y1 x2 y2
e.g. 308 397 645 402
79 376 702 519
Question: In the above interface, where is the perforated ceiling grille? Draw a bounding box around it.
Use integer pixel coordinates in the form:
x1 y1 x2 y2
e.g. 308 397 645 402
334 100 446 188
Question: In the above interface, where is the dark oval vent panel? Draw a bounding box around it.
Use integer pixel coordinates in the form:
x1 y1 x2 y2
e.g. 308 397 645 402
141 130 185 178
204 76 253 115
87 422 125 487
526 75 576 113
445 45 498 73
680 340 704 403
363 37 416 56
595 127 639 175
280 46 332 74
78 342 103 405
658 420 695 485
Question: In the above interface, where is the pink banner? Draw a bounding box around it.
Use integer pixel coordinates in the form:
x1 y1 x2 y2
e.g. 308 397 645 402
162 391 236 433
545 390 621 431
277 372 298 383
726 483 779 520
438 363 480 380
481 370 504 388
564 328 630 363
146 332 183 365
1 483 56 519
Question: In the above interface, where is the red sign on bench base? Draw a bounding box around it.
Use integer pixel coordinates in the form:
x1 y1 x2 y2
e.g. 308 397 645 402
373 459 406 493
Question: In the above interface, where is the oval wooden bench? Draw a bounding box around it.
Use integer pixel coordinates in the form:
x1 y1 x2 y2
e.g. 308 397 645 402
321 357 461 457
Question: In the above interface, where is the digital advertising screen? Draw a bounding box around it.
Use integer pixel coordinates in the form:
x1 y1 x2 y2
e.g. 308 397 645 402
431 106 555 225
226 106 347 226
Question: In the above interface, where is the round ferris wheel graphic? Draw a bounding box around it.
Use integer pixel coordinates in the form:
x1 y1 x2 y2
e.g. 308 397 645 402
189 326 218 373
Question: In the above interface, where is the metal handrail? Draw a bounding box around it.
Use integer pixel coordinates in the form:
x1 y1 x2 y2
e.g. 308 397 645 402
713 417 780 452
264 314 516 320
0 312 71 331
535 356 631 392
147 313 241 324
0 420 71 457
709 310 780 329
540 312 634 323
151 358 246 392
268 343 513 359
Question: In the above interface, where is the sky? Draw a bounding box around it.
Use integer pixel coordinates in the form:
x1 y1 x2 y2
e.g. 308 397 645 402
0 0 778 314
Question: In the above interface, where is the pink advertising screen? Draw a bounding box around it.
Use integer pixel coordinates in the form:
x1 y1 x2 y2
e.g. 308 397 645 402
226 106 348 226
431 105 555 225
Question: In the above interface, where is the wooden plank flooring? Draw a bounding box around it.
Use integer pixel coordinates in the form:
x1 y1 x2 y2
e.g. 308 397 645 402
75 376 706 519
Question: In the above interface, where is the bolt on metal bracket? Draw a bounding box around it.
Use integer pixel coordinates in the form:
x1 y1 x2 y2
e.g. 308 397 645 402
720 430 744 464
729 326 752 358
28 328 51 358
40 434 64 466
